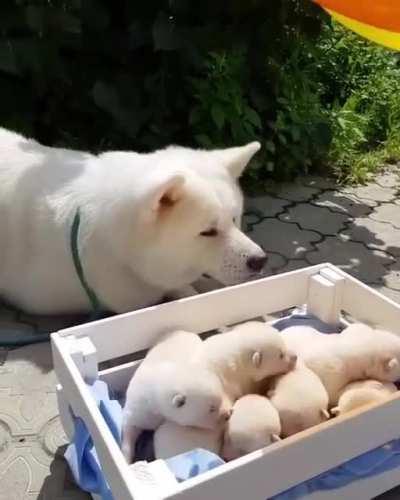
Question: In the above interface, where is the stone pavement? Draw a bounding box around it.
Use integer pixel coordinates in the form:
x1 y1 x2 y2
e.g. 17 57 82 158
1 166 400 499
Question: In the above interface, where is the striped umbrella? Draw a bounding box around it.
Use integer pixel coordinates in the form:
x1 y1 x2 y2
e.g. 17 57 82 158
313 0 400 51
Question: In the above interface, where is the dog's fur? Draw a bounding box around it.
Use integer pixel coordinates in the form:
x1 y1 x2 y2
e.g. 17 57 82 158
0 128 265 314
267 360 330 437
201 322 297 402
283 324 400 404
331 379 397 416
154 421 222 459
121 329 231 462
222 394 281 460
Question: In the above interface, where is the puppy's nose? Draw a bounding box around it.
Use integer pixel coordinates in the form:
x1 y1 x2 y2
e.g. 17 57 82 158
247 255 268 272
221 409 232 421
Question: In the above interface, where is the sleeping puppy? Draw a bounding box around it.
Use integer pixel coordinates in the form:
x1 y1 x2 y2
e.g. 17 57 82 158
121 329 231 463
201 321 297 402
331 379 397 416
222 394 281 460
154 421 222 459
267 360 330 437
283 323 400 404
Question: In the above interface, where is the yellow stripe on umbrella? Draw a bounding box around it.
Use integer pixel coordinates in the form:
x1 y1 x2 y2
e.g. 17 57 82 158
313 1 400 51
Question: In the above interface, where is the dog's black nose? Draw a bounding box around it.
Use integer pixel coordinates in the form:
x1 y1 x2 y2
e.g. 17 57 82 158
247 255 268 272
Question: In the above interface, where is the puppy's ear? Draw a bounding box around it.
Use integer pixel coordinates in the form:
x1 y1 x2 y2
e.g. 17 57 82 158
214 142 261 178
252 351 262 367
383 357 399 373
172 393 186 408
145 173 186 214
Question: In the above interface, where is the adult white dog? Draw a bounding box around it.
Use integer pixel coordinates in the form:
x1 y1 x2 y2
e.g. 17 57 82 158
0 128 267 315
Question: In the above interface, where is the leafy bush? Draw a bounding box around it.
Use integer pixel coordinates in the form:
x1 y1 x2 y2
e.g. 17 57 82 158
0 0 323 159
0 2 399 184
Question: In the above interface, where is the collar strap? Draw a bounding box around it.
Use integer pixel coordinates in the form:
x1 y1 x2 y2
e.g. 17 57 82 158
70 210 104 320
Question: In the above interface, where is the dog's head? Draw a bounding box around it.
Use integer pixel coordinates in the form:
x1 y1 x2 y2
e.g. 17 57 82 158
100 142 267 290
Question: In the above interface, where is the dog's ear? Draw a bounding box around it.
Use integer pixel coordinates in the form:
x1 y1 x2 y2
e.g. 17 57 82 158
217 142 261 178
145 173 186 213
383 356 399 373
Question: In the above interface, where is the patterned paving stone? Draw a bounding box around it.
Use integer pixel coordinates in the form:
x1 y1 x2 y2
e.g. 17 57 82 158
279 203 348 235
313 190 376 217
343 218 400 256
341 183 396 203
251 218 321 260
275 259 310 274
306 235 395 284
299 175 338 190
245 195 290 218
374 169 399 189
242 212 261 233
264 181 319 202
373 286 400 304
370 203 400 229
383 266 400 291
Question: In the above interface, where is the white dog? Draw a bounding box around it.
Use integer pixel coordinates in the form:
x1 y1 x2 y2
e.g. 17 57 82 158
0 128 266 314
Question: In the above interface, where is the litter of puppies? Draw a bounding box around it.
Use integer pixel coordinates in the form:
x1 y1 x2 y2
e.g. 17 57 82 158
122 321 400 463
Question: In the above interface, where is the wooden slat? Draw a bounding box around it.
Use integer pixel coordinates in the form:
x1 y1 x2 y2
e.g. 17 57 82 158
56 265 323 363
167 394 400 500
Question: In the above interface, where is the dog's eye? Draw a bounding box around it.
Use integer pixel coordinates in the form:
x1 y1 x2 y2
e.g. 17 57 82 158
200 228 218 237
209 404 217 413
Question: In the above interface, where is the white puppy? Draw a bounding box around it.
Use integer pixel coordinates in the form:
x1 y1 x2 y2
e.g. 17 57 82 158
331 380 397 416
284 323 400 404
122 362 230 463
154 421 222 459
122 328 230 462
267 361 330 437
0 128 266 314
201 322 297 402
222 394 281 461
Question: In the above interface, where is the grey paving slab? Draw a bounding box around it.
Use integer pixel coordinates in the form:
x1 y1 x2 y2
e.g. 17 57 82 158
313 190 376 217
245 195 290 218
264 181 319 202
343 217 400 256
242 212 261 233
306 235 395 284
299 175 338 190
251 218 321 260
275 259 310 274
374 169 400 189
341 183 397 203
279 203 348 235
384 267 400 291
370 203 400 229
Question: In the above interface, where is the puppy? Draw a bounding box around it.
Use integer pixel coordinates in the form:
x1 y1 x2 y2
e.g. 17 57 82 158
122 361 230 463
201 322 297 402
267 361 330 437
122 330 230 462
154 421 222 459
222 394 281 461
331 379 397 416
283 323 400 404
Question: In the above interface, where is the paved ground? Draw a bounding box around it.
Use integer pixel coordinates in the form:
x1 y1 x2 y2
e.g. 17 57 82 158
1 167 400 499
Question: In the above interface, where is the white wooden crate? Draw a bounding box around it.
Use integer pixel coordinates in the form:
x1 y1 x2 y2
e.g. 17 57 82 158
51 263 400 500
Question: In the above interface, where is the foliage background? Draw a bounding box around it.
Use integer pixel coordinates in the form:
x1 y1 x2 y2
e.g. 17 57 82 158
1 0 399 185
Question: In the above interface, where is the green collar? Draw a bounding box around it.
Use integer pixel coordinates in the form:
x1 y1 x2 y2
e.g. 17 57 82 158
70 210 105 321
